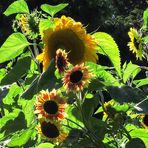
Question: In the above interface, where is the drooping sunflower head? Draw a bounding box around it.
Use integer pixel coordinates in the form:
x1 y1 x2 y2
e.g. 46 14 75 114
18 10 40 39
35 89 67 120
37 120 68 143
127 27 143 60
140 114 148 129
55 48 69 73
37 15 98 71
19 14 31 34
63 64 92 92
103 100 116 119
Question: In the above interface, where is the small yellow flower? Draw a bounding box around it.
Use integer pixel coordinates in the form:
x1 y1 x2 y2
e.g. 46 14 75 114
35 89 67 120
37 120 68 143
140 114 148 129
55 49 69 73
63 64 92 92
37 15 98 71
127 27 143 60
19 14 31 34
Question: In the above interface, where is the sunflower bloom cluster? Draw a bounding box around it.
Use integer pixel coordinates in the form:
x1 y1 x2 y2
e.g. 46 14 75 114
127 27 143 60
35 89 68 143
37 15 98 71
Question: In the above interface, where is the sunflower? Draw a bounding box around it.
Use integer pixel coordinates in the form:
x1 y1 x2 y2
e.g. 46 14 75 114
19 14 31 34
35 89 67 120
55 49 69 73
37 120 68 143
37 15 98 71
127 27 143 60
63 64 92 92
140 114 148 129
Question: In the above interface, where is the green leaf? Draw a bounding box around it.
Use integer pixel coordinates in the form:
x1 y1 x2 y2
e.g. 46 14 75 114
1 111 27 141
82 93 100 120
130 129 148 148
21 76 39 99
133 78 148 88
0 109 21 129
0 69 6 82
93 32 121 77
41 3 68 17
8 128 34 147
4 0 29 16
39 19 54 38
123 61 141 83
142 36 148 43
87 62 119 86
3 84 23 105
142 8 148 31
107 86 147 103
37 143 54 148
18 97 36 127
37 59 60 92
0 33 30 63
66 105 83 129
1 56 31 85
126 138 146 148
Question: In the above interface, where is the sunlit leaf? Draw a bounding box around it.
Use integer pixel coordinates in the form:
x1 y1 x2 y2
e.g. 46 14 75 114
3 84 23 105
123 61 140 83
133 78 148 88
39 19 54 38
4 0 29 16
37 143 54 148
41 3 68 17
0 33 30 63
8 128 34 147
0 109 21 129
130 129 148 148
93 32 121 77
87 62 119 86
66 105 83 129
1 56 31 85
142 8 148 31
18 97 36 127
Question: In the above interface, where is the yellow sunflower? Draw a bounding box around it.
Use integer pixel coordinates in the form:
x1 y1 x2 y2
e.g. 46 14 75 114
127 27 143 60
19 14 31 34
103 100 116 120
55 48 69 73
140 114 148 129
63 64 92 92
37 120 68 143
37 15 98 71
35 89 67 120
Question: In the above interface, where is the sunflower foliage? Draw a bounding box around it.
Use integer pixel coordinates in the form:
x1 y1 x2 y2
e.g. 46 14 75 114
0 1 148 148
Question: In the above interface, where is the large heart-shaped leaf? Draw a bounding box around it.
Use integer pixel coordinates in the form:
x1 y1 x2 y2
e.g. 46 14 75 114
0 33 30 63
4 0 29 16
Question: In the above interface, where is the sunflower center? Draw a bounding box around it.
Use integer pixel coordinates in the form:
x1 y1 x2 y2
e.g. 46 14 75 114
43 100 58 114
143 115 148 126
41 121 60 138
57 56 65 69
48 29 85 65
70 70 83 83
134 38 139 50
